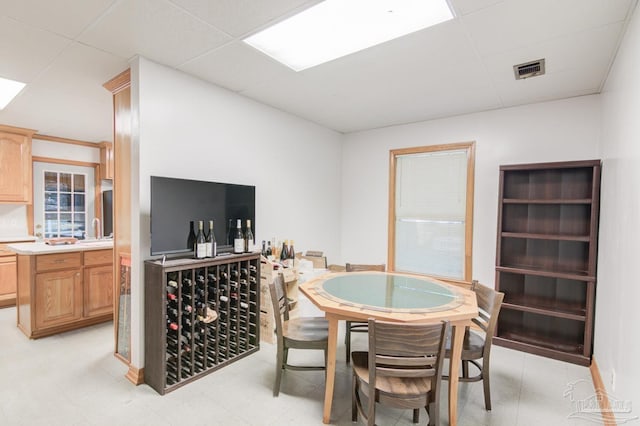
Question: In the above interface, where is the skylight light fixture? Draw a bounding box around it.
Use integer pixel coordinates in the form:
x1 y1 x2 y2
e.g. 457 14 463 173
0 76 26 109
243 0 455 71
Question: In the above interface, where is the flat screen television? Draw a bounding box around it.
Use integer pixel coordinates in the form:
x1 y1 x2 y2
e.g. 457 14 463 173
150 176 255 256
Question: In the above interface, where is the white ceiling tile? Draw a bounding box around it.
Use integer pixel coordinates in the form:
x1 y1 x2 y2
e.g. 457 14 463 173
79 0 231 67
178 41 293 92
462 0 634 56
450 0 505 16
0 16 71 82
36 42 130 92
495 69 600 107
0 42 127 141
0 0 116 39
168 0 320 37
483 22 624 98
242 21 503 132
291 20 492 102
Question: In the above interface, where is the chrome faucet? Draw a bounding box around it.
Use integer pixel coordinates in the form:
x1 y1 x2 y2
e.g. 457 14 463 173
92 218 102 239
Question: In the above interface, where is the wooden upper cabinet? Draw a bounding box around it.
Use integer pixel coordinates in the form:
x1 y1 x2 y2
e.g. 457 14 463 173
99 141 114 180
0 124 37 203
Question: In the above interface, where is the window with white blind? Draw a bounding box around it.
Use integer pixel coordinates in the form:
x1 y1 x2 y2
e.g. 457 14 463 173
388 142 475 281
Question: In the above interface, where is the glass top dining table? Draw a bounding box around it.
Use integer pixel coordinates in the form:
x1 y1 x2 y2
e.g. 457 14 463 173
299 271 478 426
317 273 465 312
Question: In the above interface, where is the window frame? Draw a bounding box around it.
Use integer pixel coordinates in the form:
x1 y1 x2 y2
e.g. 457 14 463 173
387 141 475 283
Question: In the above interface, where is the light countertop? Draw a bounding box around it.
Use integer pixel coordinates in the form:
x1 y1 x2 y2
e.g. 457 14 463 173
0 236 37 243
7 240 113 255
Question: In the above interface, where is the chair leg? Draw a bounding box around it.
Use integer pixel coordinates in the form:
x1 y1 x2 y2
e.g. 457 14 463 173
427 401 437 426
323 349 328 380
367 392 375 426
462 360 469 378
412 408 420 423
483 363 492 411
352 374 358 422
345 321 352 363
274 345 284 397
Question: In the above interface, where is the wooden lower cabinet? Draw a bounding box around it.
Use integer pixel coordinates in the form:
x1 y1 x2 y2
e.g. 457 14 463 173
0 254 18 307
1 240 35 307
17 249 114 338
35 268 83 329
84 265 113 317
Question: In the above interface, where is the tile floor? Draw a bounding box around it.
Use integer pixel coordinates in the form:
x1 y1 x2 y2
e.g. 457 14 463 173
0 305 600 426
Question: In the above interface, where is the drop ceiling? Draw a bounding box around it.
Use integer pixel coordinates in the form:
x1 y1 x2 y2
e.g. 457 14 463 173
0 0 636 142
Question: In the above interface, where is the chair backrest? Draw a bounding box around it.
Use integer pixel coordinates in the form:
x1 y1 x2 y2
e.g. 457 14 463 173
470 280 504 343
268 274 290 341
367 319 449 389
346 263 386 272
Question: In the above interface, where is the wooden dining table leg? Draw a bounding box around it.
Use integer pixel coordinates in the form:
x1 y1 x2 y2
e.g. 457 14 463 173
323 314 339 424
448 322 466 426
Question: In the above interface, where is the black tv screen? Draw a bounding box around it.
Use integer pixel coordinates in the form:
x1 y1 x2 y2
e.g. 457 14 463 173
150 176 255 256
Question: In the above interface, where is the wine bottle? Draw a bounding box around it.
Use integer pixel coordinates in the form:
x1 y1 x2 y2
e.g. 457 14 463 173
226 219 234 246
288 240 295 260
233 219 244 254
280 240 288 262
245 219 254 252
206 220 217 258
195 221 206 259
261 240 266 257
167 317 179 331
187 221 196 252
266 241 272 258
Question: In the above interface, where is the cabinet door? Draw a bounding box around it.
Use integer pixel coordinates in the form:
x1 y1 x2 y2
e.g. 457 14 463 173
35 269 83 329
0 130 32 203
84 265 113 318
0 256 17 306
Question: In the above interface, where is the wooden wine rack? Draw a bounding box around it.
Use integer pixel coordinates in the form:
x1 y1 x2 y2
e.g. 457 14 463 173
144 253 260 394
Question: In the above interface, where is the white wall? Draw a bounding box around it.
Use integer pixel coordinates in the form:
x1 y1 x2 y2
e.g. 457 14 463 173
32 139 100 164
129 57 343 366
597 2 640 419
341 96 602 285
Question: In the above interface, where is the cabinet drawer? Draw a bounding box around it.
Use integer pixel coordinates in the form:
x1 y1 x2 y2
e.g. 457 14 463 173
84 249 113 266
36 252 82 272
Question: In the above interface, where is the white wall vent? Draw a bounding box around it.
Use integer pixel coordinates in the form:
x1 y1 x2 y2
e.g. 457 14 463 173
513 59 545 80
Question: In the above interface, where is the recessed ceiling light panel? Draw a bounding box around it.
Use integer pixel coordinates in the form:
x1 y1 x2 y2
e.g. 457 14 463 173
0 76 26 109
243 0 455 71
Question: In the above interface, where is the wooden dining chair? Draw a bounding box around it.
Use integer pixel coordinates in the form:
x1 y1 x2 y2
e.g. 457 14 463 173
443 280 504 410
269 273 329 396
344 263 386 363
351 319 449 426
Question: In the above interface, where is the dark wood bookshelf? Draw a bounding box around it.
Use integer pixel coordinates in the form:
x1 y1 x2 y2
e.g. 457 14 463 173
501 232 591 242
495 160 600 366
503 198 593 204
144 253 260 395
496 265 594 282
502 296 586 321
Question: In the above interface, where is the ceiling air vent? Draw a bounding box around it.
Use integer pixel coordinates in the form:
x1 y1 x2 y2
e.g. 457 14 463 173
513 59 545 80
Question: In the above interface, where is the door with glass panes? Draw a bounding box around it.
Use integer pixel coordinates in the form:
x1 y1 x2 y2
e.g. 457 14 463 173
33 162 96 240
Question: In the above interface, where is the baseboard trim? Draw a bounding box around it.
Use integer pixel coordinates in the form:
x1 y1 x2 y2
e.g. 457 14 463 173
125 365 145 386
590 358 617 426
